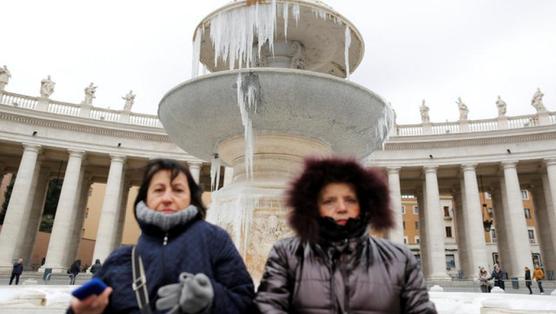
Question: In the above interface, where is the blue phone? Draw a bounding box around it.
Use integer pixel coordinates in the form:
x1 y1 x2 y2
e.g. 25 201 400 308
71 278 108 300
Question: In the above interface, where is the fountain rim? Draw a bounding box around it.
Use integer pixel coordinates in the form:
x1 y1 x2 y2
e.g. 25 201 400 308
191 0 365 72
158 67 388 110
157 67 392 161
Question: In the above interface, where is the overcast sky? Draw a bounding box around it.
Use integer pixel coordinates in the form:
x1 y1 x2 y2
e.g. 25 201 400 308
1 0 555 124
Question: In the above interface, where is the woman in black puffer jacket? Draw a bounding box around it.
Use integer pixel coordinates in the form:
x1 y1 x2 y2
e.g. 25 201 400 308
254 157 437 314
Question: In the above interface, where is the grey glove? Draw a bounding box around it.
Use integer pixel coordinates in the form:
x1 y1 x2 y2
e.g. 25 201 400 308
156 272 214 314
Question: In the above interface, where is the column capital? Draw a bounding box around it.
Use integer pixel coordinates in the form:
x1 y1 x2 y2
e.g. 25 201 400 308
21 143 41 153
68 150 86 159
387 166 401 174
544 158 556 167
109 154 127 163
501 160 518 169
423 165 438 173
188 161 203 168
461 163 477 171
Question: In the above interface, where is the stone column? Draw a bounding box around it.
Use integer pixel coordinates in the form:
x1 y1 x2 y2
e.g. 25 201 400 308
0 144 41 271
415 190 428 277
491 182 511 270
42 150 86 272
422 166 450 280
189 162 201 184
223 167 234 187
66 174 91 266
461 164 489 278
501 161 532 277
92 155 126 263
386 167 404 243
530 176 556 273
20 167 50 268
452 185 470 278
541 158 556 272
112 181 131 251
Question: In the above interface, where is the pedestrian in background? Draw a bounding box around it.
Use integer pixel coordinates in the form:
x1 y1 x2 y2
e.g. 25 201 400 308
490 264 505 290
533 264 545 294
9 257 23 285
524 267 533 294
479 267 491 293
89 259 102 275
68 259 81 285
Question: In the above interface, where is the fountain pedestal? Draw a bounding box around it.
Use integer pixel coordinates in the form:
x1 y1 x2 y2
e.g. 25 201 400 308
208 133 330 279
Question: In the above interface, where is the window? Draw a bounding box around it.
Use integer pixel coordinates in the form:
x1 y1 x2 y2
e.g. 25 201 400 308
415 221 419 230
532 253 542 267
487 207 494 218
413 206 419 214
528 229 535 243
443 206 450 217
445 226 452 238
403 237 408 244
524 208 531 219
401 206 405 214
415 236 420 244
446 254 456 270
485 192 492 199
521 190 529 200
491 229 497 242
403 221 406 230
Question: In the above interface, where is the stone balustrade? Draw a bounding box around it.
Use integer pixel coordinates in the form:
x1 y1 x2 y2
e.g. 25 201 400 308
1 89 552 134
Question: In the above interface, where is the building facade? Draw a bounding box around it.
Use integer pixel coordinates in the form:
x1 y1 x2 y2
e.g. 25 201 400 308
0 86 555 280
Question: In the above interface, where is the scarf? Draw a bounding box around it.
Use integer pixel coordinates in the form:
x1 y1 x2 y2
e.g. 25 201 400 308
135 201 199 232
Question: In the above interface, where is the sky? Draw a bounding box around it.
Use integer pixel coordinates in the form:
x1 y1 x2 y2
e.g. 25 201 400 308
1 0 555 124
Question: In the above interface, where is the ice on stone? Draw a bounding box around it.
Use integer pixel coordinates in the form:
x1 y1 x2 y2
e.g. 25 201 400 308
344 25 351 79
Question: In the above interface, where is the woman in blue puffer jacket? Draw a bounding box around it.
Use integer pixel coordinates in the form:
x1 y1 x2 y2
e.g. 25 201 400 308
69 159 254 313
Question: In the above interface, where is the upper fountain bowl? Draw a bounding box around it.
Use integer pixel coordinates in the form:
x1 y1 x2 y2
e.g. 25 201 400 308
193 0 365 78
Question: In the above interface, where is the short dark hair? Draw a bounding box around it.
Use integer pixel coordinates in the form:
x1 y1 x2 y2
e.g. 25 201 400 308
134 159 206 218
287 156 394 243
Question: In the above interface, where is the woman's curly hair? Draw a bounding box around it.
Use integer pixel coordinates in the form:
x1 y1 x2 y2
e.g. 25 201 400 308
287 156 394 242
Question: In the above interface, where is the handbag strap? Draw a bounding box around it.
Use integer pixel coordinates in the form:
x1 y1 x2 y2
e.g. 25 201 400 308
132 246 153 314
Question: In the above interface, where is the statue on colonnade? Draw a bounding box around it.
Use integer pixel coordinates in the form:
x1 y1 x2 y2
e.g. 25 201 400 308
0 65 11 90
531 88 546 113
40 75 55 98
122 90 135 111
82 82 97 106
456 97 468 121
420 99 430 123
496 96 507 117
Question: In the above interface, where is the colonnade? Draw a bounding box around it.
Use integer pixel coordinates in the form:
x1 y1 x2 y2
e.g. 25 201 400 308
0 146 207 273
386 160 556 279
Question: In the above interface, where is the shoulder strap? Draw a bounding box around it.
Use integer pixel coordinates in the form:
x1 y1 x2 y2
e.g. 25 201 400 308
132 246 153 314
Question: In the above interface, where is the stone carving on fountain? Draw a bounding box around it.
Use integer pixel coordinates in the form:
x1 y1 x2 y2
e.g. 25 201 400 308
158 0 394 280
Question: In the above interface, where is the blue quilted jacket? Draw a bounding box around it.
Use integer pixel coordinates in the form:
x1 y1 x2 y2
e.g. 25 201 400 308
94 217 254 313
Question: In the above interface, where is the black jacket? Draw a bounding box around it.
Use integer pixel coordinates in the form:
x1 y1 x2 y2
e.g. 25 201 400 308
12 262 23 275
255 235 437 314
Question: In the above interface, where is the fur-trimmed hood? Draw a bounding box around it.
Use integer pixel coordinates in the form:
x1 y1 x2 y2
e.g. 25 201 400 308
287 156 394 243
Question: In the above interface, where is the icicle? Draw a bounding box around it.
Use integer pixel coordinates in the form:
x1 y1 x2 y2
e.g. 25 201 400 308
210 154 221 191
283 2 289 41
209 0 278 71
236 72 261 180
191 27 203 78
344 25 351 79
311 7 327 20
292 3 300 26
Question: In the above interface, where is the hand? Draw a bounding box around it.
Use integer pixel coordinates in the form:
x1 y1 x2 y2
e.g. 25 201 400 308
70 287 112 314
179 273 214 313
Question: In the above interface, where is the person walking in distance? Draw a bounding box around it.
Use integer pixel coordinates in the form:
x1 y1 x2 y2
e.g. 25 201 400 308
479 267 491 293
68 260 81 285
9 258 23 285
533 264 545 294
524 267 533 294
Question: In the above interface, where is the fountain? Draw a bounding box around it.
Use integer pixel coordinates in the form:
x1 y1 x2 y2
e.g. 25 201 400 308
158 0 394 280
